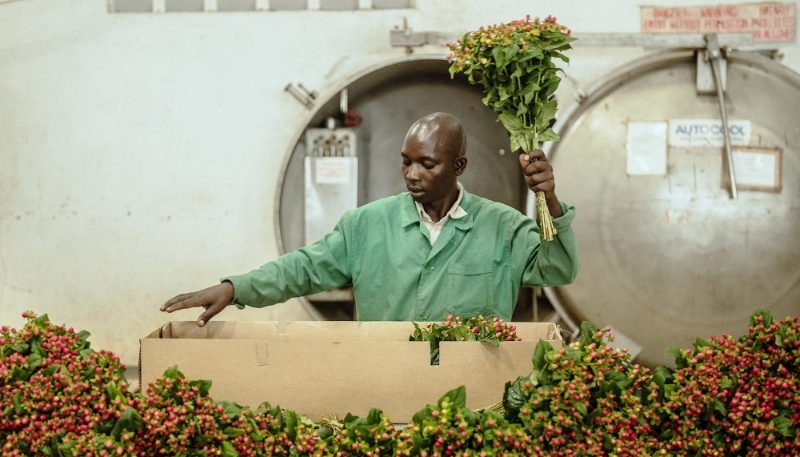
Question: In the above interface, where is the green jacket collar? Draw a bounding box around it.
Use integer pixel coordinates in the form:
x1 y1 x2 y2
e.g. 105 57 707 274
399 191 474 232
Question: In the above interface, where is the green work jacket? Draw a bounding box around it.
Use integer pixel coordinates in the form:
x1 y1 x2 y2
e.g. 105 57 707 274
225 190 579 321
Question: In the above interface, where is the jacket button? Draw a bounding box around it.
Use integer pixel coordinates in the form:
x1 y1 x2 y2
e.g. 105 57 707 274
425 264 433 270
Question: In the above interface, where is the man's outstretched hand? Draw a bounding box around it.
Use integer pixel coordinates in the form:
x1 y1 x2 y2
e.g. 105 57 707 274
519 149 563 219
160 281 234 327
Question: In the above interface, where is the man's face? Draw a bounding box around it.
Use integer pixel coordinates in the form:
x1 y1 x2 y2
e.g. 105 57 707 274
401 132 461 205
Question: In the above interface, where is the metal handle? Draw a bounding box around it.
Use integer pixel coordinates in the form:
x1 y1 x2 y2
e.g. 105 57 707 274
705 33 738 200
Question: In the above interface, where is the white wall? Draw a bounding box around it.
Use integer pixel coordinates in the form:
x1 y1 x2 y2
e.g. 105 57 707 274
1 0 798 364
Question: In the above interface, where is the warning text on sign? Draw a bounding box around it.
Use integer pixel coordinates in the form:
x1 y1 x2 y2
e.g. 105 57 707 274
641 3 796 42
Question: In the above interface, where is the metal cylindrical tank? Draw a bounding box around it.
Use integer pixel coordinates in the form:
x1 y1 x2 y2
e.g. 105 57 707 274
545 49 800 367
276 56 526 320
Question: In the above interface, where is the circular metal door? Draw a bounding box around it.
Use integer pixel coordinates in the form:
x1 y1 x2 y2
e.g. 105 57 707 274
546 50 800 367
276 56 525 320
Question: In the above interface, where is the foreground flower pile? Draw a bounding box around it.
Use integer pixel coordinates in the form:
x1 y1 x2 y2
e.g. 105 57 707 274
2 310 798 456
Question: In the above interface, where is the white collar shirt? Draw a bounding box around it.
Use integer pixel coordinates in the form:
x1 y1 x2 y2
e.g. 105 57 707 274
414 182 468 246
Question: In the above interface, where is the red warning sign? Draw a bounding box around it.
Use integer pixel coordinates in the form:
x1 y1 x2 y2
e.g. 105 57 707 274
641 3 796 42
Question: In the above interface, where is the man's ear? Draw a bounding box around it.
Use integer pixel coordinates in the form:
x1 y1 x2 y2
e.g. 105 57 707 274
454 157 467 176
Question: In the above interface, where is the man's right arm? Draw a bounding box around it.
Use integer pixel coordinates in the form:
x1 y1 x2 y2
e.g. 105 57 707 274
160 213 354 326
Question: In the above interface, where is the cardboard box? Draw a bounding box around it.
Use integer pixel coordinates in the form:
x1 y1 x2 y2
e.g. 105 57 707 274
140 321 562 422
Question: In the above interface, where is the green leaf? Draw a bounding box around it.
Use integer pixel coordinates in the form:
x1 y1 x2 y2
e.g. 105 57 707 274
411 432 427 449
110 407 143 440
366 408 383 425
430 347 440 366
606 371 631 392
502 379 524 420
774 415 795 438
12 393 24 414
497 113 524 133
709 399 726 416
220 441 238 457
9 342 30 355
578 321 599 348
317 426 333 440
411 407 430 425
518 47 544 62
532 339 553 370
491 47 507 70
448 64 458 79
537 100 558 127
584 407 601 426
284 410 299 441
498 85 511 101
652 366 671 399
163 365 184 380
106 382 123 404
27 353 43 370
189 379 212 397
749 309 773 327
574 401 587 416
693 337 711 352
215 401 244 420
538 128 560 142
504 44 520 60
77 329 91 342
438 385 467 409
223 426 244 438
550 51 569 63
545 75 561 96
720 376 733 389
30 339 44 357
664 347 689 369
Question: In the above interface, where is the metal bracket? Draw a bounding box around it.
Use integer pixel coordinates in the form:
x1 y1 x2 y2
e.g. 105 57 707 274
284 83 318 109
390 18 458 53
697 48 727 94
390 28 454 48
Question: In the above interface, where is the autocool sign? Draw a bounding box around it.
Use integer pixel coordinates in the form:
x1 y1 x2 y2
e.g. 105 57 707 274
668 119 751 147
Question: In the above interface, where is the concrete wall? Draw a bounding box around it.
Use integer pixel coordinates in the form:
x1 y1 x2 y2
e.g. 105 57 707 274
1 0 798 365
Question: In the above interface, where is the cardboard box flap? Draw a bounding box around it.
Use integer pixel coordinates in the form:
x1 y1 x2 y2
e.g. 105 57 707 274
512 323 560 341
154 321 281 340
146 321 560 343
281 321 416 341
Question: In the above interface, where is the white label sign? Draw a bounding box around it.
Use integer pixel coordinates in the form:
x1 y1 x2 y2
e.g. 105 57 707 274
669 119 751 147
627 122 668 175
732 149 778 188
315 157 353 184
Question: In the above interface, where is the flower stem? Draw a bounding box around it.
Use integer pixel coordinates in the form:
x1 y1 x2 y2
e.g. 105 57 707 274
535 190 556 241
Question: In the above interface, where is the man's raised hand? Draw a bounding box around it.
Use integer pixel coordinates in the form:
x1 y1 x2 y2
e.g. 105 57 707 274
518 149 563 219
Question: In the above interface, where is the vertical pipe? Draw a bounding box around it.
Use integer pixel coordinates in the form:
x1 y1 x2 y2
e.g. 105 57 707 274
705 34 738 199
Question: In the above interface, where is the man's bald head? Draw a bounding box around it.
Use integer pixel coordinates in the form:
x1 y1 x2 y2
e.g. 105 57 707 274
401 113 468 207
404 112 467 160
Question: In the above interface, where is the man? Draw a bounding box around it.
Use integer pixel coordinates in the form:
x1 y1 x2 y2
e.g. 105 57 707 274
161 112 579 326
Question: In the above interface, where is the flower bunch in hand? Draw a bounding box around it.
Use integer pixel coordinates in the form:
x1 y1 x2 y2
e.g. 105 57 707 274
448 16 575 240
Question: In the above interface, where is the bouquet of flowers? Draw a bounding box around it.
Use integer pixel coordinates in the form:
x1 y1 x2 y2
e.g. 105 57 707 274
448 16 575 240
